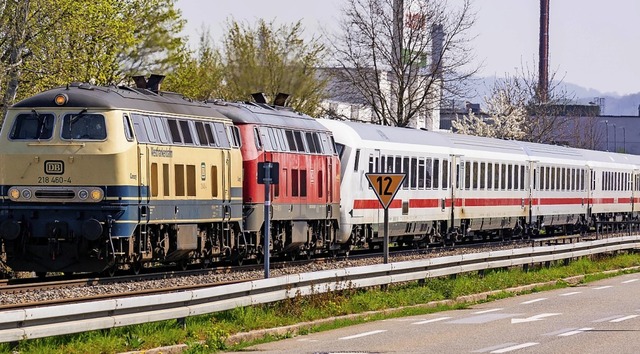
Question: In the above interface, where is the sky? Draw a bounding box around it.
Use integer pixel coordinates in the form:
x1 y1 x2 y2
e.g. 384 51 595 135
175 0 640 96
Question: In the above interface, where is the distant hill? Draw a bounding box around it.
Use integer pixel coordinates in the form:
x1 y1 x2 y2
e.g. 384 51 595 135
467 76 640 116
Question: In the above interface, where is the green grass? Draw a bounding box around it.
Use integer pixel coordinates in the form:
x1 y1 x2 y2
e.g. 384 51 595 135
2 252 640 354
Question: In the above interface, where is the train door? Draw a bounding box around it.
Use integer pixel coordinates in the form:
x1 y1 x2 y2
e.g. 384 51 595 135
527 161 537 228
448 155 460 241
586 167 595 223
632 169 639 217
221 149 231 219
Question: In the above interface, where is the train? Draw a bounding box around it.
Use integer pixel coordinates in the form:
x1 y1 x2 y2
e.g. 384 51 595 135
0 78 638 276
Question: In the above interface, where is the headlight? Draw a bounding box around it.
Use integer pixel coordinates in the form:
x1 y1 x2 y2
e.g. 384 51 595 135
90 188 103 201
78 189 89 200
8 188 20 200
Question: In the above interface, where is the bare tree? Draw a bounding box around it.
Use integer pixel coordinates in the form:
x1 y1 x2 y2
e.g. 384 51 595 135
330 0 478 127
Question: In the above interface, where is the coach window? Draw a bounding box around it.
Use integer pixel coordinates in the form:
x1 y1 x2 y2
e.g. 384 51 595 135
486 163 493 190
433 159 441 189
212 123 230 147
410 158 418 189
313 133 323 154
395 156 402 174
267 128 279 151
177 120 193 144
442 159 449 189
305 132 317 153
480 162 486 189
368 155 374 173
425 158 433 188
494 163 499 190
167 119 182 143
386 156 394 173
154 117 169 143
472 162 478 190
293 131 305 152
253 127 263 150
354 149 361 172
499 164 506 190
142 116 157 142
464 161 471 190
10 112 55 140
403 157 410 189
513 165 519 190
277 129 288 151
418 159 425 189
202 123 216 146
520 166 526 190
123 115 134 142
195 122 211 146
285 130 297 151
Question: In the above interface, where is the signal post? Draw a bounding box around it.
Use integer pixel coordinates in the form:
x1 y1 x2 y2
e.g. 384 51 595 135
365 173 405 264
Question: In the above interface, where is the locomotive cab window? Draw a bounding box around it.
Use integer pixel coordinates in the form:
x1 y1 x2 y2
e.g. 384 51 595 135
61 113 106 140
10 112 55 140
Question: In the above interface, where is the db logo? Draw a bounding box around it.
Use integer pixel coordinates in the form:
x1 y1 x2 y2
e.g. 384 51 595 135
44 160 64 175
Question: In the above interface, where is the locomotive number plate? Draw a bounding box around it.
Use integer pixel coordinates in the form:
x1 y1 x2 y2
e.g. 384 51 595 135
44 160 64 175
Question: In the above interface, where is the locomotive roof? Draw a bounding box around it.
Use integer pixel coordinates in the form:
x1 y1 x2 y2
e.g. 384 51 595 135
213 101 330 132
11 83 229 120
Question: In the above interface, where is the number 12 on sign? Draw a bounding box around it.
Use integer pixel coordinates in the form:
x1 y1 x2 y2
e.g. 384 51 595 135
365 173 406 209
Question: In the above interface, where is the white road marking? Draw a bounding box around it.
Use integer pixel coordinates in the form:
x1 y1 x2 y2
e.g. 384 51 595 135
412 316 451 325
511 313 561 324
474 308 504 314
593 315 626 323
558 328 592 336
622 279 639 284
521 298 547 304
593 285 613 290
338 330 387 340
559 291 581 296
610 315 639 323
490 342 539 353
472 343 517 353
296 338 319 342
543 328 579 336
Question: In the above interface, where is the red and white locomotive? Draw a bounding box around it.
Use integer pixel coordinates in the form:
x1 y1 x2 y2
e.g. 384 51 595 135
213 95 343 260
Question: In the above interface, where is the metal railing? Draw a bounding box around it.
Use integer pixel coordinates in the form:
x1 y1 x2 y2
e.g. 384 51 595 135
1 236 639 343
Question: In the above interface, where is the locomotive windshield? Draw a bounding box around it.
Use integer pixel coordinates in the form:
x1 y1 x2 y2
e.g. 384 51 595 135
61 113 106 140
10 112 55 140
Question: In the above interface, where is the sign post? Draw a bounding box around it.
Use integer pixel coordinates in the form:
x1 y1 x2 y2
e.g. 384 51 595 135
365 173 405 263
258 162 279 278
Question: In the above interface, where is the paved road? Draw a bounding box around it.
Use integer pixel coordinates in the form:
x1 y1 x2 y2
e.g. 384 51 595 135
223 272 640 353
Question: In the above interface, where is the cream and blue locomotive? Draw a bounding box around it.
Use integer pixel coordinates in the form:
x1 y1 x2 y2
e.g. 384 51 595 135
0 79 243 275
